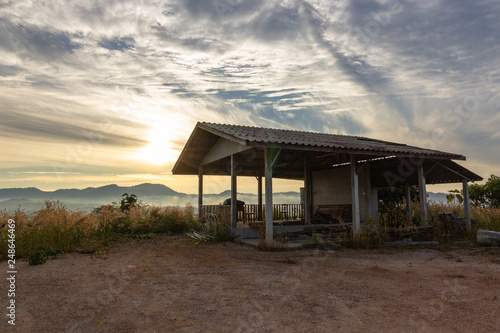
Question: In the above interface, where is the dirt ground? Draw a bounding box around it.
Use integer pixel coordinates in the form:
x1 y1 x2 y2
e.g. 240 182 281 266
3 235 500 332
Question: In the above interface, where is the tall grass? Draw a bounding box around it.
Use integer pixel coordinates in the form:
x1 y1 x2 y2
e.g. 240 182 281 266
355 200 500 247
0 201 197 261
386 200 500 240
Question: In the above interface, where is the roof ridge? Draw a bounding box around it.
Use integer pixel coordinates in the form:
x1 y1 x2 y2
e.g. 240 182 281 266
200 121 367 140
198 122 465 157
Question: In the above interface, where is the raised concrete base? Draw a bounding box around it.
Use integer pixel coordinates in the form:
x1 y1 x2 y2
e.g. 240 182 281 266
238 238 310 249
233 224 348 239
232 227 259 239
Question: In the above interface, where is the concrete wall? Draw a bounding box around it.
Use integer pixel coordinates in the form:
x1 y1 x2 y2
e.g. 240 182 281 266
311 165 377 221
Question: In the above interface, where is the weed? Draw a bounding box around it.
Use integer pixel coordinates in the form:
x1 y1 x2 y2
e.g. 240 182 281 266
28 250 46 265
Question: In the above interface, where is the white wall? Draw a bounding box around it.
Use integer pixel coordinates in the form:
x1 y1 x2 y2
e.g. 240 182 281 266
311 164 377 221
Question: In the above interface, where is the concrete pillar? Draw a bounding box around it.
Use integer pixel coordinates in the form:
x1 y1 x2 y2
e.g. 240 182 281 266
198 166 203 220
304 159 312 225
369 187 378 220
231 155 237 229
350 154 360 236
463 179 472 232
257 173 263 221
265 148 273 245
405 183 412 223
417 164 428 225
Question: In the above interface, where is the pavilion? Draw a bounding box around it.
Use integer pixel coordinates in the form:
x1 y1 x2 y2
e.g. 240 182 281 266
172 122 482 245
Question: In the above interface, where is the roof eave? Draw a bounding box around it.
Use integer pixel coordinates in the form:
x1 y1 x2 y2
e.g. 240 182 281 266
198 123 248 146
246 141 465 160
171 122 204 173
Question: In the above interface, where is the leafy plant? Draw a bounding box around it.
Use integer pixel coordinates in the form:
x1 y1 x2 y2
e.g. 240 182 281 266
28 250 46 265
447 190 463 204
120 193 138 212
467 174 500 208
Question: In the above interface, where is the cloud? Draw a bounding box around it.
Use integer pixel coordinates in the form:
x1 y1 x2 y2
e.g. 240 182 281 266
98 36 135 51
0 19 82 61
1 112 146 147
0 64 22 76
0 0 499 189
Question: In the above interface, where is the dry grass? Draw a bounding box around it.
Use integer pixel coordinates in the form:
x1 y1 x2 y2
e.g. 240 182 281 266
0 200 196 260
2 199 499 261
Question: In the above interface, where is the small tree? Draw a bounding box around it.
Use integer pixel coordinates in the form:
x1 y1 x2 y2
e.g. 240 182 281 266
485 175 500 208
467 175 500 208
120 193 138 212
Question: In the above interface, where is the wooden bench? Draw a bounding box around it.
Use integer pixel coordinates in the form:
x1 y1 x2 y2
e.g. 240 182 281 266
438 212 466 234
313 204 352 224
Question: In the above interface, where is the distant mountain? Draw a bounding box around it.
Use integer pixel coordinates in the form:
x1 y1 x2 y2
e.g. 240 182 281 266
0 183 187 213
0 183 301 213
0 183 446 214
0 183 180 201
0 187 46 199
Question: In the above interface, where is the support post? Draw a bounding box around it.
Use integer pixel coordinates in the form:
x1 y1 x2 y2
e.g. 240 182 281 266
463 179 472 232
198 166 203 220
418 164 428 225
350 154 360 236
405 183 412 223
231 155 237 229
265 148 274 246
304 159 312 225
257 173 263 220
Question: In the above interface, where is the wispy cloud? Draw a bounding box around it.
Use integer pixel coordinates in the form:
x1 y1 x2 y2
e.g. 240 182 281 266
0 0 499 191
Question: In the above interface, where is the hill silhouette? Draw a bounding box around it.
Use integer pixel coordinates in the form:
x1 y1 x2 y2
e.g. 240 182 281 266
0 183 301 212
0 183 180 201
0 183 447 213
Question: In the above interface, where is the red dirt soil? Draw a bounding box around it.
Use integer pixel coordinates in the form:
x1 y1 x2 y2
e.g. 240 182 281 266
2 235 500 332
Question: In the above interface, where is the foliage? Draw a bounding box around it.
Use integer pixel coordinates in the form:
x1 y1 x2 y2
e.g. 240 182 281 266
340 220 390 248
378 186 419 208
468 175 500 208
377 186 419 228
120 193 138 212
447 190 463 204
377 197 500 243
28 250 46 265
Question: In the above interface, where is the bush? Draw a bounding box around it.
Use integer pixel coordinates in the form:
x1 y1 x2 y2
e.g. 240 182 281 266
28 250 46 265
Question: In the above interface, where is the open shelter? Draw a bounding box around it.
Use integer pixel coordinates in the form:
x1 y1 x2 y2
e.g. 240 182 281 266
172 122 482 245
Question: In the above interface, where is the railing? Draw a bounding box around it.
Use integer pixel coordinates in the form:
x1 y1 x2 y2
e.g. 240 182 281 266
199 204 304 224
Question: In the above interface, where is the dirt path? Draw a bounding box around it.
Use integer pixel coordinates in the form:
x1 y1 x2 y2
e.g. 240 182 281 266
3 235 500 332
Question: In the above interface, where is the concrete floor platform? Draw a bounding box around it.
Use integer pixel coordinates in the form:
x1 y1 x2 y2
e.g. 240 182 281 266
238 238 312 249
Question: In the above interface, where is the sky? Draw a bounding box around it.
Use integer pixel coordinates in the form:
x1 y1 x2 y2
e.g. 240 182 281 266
0 0 499 195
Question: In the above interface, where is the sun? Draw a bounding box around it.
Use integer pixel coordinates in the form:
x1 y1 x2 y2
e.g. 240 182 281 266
137 129 179 165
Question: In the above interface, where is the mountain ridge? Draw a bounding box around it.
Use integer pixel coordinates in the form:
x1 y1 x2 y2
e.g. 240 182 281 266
0 183 448 213
0 183 302 212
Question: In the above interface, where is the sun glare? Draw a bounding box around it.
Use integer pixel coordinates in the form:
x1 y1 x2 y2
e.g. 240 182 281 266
138 129 179 165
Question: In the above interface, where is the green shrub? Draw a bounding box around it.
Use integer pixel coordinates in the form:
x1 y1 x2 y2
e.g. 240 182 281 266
28 250 46 265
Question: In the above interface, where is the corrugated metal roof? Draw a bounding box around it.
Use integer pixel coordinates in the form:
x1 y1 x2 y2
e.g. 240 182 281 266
198 122 465 159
